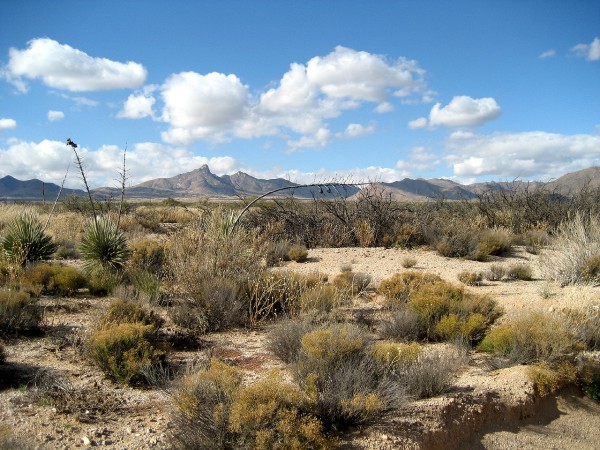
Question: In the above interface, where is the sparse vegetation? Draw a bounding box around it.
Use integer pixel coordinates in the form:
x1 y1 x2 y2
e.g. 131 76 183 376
79 216 130 272
0 288 43 335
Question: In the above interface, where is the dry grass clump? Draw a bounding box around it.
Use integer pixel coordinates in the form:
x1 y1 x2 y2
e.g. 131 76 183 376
170 359 330 450
0 288 43 336
332 270 372 297
540 213 600 285
379 308 423 342
288 244 309 263
457 271 482 286
0 424 29 450
400 256 417 268
506 263 533 281
129 238 167 276
267 318 320 364
299 284 347 314
485 264 506 281
563 303 600 350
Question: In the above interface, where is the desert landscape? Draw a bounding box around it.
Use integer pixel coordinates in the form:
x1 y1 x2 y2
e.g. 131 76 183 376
0 176 599 450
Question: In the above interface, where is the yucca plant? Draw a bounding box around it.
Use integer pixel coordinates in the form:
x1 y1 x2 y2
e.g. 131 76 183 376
79 216 130 272
2 212 57 265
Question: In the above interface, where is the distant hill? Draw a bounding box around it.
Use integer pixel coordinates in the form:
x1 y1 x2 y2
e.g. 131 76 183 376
0 175 85 201
3 166 599 202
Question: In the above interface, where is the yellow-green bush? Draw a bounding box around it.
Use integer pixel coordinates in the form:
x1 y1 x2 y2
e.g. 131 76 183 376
378 271 441 308
170 360 330 450
332 270 371 297
129 238 167 275
474 228 513 261
87 322 166 385
299 284 345 314
457 271 482 286
478 311 582 366
527 361 578 397
434 313 488 344
25 263 87 296
507 263 533 281
371 341 422 370
97 299 164 331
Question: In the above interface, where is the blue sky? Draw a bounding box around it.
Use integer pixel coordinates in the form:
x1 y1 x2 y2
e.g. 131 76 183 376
0 0 599 189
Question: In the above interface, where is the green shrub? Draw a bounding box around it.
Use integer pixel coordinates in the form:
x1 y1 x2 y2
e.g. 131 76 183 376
371 341 422 370
378 271 441 307
2 212 57 265
583 375 600 401
434 313 488 344
527 362 578 397
129 238 167 275
79 216 130 272
88 268 122 296
25 263 87 296
128 268 163 305
457 271 482 286
478 311 581 366
507 263 533 281
87 322 166 385
0 288 43 335
288 244 309 263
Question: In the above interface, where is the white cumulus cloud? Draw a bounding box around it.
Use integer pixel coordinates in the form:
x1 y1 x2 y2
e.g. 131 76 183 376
429 96 501 128
118 86 158 119
0 118 17 132
408 117 428 129
47 110 64 122
445 131 600 180
539 49 556 59
571 37 600 61
5 38 147 92
156 46 427 149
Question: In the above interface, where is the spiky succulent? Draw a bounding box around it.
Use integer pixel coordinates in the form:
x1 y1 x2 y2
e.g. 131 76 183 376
2 212 57 265
79 216 130 272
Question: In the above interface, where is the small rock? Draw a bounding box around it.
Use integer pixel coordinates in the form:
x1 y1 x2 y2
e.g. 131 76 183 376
82 436 92 445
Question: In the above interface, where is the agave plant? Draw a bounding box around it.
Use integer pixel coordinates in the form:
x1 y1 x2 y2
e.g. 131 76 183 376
79 216 130 272
2 212 57 265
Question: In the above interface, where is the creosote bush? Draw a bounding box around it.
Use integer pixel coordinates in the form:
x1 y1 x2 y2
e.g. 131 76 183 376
2 212 57 265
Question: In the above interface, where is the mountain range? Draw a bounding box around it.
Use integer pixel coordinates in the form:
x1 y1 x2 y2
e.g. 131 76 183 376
1 165 599 202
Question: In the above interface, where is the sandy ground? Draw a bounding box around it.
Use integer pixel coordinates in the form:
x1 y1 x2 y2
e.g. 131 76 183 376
1 246 599 449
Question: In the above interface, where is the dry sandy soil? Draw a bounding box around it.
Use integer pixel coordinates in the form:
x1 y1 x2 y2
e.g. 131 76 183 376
1 246 599 449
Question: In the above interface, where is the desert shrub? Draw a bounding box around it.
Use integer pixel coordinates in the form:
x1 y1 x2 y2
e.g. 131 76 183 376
474 228 512 261
87 322 166 385
485 264 506 281
378 271 441 308
129 238 167 275
128 268 164 305
408 281 500 341
506 263 533 281
527 361 578 397
457 271 482 286
295 324 406 429
521 229 551 254
97 299 164 330
563 304 600 350
2 212 57 265
79 216 130 272
432 224 479 258
434 313 488 344
0 288 43 335
332 270 371 297
53 239 80 259
228 374 330 449
25 263 86 296
170 360 329 450
379 308 423 341
288 244 309 263
580 254 600 283
197 277 247 332
88 268 122 296
299 284 345 314
371 341 422 370
583 375 600 401
262 239 291 267
402 345 468 398
354 219 375 247
268 319 320 364
401 256 417 268
540 213 600 285
478 311 582 367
